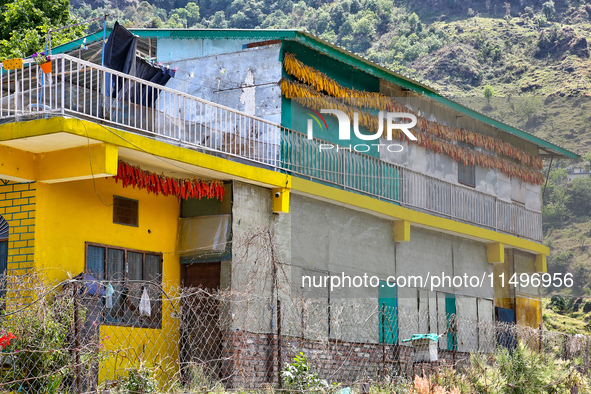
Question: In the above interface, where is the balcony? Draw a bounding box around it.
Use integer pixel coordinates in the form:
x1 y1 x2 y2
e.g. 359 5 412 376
0 54 543 242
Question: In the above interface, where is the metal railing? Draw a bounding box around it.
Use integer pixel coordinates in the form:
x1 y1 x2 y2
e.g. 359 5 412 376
0 55 280 167
281 130 543 242
0 54 543 242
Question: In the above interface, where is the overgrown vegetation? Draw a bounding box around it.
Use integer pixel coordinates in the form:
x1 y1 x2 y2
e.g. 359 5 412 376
281 352 333 393
0 285 78 393
279 344 591 394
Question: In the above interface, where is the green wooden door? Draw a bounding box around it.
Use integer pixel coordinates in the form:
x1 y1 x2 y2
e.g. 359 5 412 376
379 281 398 344
445 293 457 351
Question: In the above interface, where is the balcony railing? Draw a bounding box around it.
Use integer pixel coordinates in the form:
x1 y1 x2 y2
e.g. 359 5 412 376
281 130 543 242
0 54 543 242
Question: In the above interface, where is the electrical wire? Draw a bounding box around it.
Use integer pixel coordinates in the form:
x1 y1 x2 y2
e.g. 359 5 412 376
79 118 113 207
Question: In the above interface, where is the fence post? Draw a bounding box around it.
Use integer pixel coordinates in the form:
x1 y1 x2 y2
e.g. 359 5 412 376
382 302 386 379
73 282 82 393
538 324 543 353
452 316 457 365
277 299 282 390
60 56 65 115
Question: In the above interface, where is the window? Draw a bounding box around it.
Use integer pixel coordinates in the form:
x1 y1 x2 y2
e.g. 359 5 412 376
113 196 138 226
458 142 476 187
86 243 162 328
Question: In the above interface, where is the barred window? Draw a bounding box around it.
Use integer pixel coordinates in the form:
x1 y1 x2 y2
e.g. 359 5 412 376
113 196 139 227
86 243 162 328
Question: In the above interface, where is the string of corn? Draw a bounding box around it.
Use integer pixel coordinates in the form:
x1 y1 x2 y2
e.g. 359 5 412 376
283 52 544 171
280 79 544 185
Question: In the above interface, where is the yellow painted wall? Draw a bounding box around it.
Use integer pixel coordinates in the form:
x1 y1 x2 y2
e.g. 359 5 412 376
35 177 181 385
516 296 542 329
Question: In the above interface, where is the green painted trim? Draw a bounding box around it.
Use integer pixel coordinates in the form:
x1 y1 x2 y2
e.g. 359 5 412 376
52 30 112 54
426 93 579 159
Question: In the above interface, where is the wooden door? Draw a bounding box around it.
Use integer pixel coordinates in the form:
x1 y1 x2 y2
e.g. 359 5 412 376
180 262 222 382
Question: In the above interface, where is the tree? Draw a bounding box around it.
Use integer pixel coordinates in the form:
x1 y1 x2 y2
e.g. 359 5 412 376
184 2 201 27
351 14 376 53
483 85 495 105
566 177 591 217
209 10 228 28
542 0 555 19
330 3 346 29
408 12 419 30
316 10 330 34
0 0 83 59
516 96 542 122
543 186 570 225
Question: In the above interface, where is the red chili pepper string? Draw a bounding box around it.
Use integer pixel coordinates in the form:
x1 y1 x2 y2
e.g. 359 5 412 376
114 161 224 201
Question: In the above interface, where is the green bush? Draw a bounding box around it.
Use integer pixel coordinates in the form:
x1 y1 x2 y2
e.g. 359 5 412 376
467 341 589 393
0 291 76 393
117 363 158 394
282 352 331 393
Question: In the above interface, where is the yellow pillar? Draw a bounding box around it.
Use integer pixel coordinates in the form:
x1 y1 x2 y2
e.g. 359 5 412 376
487 242 504 264
393 220 410 242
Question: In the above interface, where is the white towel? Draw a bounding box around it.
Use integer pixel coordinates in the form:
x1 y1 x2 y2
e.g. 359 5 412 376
105 283 114 309
139 288 151 317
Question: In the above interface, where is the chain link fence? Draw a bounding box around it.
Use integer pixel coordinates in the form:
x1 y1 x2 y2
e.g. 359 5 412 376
0 272 590 393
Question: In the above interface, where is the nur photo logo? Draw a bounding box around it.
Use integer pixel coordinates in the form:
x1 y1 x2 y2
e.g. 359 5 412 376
305 108 417 153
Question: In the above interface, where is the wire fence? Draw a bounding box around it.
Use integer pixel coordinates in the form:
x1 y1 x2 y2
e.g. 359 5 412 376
0 273 589 393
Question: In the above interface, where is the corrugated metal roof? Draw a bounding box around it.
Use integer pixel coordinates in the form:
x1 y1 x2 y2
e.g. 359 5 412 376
52 28 579 159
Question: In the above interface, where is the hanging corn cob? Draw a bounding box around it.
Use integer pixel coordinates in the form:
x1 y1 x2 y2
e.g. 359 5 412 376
280 79 544 185
283 52 545 172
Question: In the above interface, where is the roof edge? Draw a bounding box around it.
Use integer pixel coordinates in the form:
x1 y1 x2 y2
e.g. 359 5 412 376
51 28 579 160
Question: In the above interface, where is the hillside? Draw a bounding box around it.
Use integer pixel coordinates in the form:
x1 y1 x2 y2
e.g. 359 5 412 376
67 0 591 331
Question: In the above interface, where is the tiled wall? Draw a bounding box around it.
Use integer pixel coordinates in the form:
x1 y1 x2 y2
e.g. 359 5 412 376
0 182 35 274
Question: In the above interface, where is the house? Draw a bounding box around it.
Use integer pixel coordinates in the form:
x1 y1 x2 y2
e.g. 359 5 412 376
566 162 591 181
0 26 578 388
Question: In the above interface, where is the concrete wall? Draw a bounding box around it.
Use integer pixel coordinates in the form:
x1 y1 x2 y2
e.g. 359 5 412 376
157 38 257 62
158 41 282 124
230 183 498 345
34 177 181 384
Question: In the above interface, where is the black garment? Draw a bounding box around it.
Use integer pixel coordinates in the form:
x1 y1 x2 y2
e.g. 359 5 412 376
103 21 137 75
103 22 175 106
133 58 176 107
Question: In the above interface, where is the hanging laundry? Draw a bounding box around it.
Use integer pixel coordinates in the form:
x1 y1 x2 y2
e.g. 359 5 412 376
139 287 151 317
105 283 114 309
